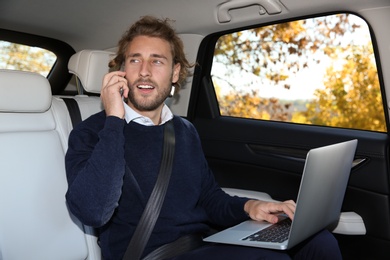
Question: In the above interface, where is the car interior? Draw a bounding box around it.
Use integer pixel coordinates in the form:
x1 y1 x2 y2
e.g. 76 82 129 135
1 0 390 259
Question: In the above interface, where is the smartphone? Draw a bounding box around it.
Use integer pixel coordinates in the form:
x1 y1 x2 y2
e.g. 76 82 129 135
119 63 125 98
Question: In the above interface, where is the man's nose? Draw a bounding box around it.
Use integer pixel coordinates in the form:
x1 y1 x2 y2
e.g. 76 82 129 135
139 62 151 77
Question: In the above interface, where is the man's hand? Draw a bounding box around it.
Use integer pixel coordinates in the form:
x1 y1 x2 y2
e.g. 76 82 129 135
101 71 129 119
244 199 296 224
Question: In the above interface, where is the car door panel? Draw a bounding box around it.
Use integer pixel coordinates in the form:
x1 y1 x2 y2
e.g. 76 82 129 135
189 74 390 259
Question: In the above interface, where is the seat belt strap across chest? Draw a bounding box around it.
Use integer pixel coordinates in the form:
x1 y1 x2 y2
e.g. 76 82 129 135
123 119 175 260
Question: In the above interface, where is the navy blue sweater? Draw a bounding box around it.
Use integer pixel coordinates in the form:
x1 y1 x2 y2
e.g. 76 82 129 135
65 111 249 259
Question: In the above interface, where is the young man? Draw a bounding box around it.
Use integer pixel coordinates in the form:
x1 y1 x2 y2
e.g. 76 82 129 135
65 16 342 260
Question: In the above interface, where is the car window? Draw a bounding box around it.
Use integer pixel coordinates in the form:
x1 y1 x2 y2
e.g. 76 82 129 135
0 40 57 77
211 13 386 132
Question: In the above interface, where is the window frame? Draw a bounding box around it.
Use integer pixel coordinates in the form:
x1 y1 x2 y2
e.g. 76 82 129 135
0 29 75 94
189 12 389 133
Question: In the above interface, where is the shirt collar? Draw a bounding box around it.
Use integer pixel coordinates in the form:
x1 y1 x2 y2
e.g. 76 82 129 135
123 101 173 126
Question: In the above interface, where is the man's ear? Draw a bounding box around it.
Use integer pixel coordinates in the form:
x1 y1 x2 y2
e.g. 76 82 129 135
172 63 181 83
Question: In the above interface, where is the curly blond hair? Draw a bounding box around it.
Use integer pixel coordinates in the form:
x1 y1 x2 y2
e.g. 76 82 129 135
109 16 193 89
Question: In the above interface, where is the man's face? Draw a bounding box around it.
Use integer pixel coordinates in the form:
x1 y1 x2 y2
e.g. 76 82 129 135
123 35 180 113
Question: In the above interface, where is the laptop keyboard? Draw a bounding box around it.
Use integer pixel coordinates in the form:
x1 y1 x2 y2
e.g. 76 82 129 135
242 218 292 243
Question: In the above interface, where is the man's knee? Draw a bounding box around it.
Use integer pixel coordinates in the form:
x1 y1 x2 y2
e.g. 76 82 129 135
291 230 342 260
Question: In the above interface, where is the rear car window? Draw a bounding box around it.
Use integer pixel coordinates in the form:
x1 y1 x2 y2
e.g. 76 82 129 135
211 13 386 132
0 40 57 77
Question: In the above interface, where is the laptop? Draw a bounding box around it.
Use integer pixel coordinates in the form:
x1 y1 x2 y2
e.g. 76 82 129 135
204 139 358 250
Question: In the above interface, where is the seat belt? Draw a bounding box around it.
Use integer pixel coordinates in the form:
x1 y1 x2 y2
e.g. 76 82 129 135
123 120 175 260
61 98 82 127
142 233 204 260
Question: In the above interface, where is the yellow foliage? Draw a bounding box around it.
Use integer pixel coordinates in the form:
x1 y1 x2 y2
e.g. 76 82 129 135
214 43 385 132
302 44 386 132
213 14 385 132
0 41 56 77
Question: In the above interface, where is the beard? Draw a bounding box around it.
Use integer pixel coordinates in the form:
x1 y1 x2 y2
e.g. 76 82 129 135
127 77 172 112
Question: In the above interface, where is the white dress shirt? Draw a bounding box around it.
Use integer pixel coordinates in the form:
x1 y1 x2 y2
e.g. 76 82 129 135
123 101 173 126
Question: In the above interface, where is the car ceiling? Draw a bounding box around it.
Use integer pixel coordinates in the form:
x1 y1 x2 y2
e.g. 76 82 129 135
1 0 389 52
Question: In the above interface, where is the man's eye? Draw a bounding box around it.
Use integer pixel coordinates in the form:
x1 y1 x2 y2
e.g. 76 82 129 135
153 60 163 65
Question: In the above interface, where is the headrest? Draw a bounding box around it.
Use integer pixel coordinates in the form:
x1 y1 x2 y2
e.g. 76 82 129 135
68 50 116 94
0 69 52 112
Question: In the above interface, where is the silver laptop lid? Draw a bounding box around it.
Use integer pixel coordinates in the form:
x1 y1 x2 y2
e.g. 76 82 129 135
287 139 357 248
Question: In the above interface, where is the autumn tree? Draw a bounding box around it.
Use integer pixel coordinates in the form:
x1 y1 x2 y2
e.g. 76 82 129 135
0 41 56 76
213 14 386 132
213 14 355 88
299 44 386 131
213 15 356 121
216 86 291 121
